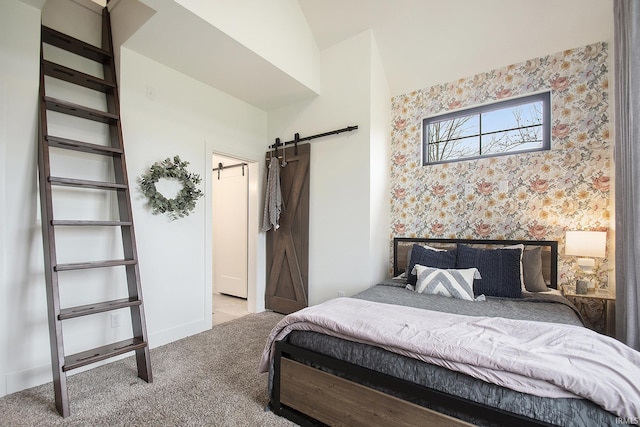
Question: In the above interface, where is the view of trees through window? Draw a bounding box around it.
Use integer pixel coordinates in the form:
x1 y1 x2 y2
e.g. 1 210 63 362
423 92 550 165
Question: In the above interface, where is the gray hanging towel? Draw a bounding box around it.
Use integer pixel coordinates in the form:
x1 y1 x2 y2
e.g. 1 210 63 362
262 157 282 231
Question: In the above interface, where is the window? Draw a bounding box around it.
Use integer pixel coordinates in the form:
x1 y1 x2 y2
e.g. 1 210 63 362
423 92 551 165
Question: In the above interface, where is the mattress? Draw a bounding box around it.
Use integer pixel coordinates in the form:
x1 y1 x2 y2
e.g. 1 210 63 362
274 282 619 426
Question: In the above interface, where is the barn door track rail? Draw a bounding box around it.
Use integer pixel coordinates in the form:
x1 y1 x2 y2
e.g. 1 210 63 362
213 162 247 179
269 125 358 154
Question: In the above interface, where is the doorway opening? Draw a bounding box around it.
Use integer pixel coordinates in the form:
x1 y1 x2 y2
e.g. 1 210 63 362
212 153 250 325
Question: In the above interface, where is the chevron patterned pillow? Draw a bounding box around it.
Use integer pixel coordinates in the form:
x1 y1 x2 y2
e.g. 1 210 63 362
413 265 480 301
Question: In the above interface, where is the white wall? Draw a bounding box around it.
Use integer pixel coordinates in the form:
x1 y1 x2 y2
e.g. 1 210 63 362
116 47 268 343
0 0 268 396
368 34 391 283
268 30 391 304
1 0 49 397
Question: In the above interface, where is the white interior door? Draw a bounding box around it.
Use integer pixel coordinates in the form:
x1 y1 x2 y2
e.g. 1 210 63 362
212 155 248 298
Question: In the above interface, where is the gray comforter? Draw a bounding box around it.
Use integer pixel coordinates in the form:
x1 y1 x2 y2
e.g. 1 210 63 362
274 282 621 426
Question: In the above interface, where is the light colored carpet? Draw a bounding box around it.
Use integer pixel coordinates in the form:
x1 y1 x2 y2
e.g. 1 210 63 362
0 311 298 426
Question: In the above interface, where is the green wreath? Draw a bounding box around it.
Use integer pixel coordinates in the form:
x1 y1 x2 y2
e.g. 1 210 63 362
139 156 204 220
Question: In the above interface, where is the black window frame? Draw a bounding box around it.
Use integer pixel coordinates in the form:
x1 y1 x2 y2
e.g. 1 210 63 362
422 92 551 166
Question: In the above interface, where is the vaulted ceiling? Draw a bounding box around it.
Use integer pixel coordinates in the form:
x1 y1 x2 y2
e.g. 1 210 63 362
297 0 613 97
115 0 613 111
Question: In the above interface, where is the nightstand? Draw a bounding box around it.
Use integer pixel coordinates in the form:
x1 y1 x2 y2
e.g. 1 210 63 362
562 285 616 336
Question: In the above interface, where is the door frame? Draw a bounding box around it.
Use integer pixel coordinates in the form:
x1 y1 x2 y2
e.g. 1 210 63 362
206 151 264 327
212 154 249 298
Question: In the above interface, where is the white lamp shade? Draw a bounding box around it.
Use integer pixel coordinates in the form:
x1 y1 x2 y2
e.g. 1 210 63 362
565 231 607 258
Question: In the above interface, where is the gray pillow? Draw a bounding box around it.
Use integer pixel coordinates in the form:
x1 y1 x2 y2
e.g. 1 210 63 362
522 247 548 292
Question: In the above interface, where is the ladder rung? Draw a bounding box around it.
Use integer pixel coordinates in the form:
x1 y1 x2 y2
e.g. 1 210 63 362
59 298 142 320
55 259 137 272
42 25 112 63
49 176 127 190
46 135 123 156
51 220 132 226
63 338 147 372
44 96 118 124
43 60 115 93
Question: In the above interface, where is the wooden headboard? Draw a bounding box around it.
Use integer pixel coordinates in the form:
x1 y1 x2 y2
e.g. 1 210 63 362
393 238 559 289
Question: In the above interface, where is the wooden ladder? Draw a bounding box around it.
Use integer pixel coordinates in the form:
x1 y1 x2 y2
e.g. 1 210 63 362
37 8 152 417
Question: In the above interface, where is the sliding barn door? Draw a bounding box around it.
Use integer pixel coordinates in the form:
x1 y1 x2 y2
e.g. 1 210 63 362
265 144 310 314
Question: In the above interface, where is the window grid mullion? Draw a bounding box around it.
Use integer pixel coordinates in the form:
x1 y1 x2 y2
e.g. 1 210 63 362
478 113 483 156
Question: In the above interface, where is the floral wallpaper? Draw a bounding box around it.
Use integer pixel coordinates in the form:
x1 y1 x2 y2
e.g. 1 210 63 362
390 42 612 287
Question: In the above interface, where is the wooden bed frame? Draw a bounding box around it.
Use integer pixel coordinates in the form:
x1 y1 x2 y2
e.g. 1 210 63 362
268 238 560 426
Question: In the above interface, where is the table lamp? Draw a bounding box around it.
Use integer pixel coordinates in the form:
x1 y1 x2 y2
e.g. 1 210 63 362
565 230 607 291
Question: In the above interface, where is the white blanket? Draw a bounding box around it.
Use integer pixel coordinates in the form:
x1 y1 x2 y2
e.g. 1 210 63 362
259 297 640 419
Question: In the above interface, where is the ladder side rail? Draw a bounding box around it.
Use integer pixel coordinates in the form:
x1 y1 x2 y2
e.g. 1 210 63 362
102 8 153 383
37 7 154 417
37 38 70 418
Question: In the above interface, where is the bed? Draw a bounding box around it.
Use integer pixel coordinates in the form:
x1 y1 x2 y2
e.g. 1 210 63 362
259 238 640 426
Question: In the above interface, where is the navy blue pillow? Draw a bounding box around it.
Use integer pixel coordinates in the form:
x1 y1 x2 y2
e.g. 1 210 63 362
407 244 457 286
455 245 523 298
